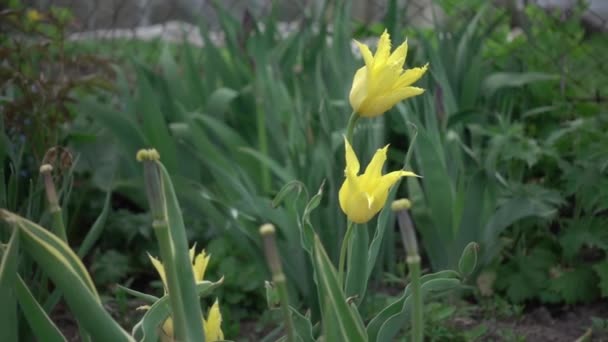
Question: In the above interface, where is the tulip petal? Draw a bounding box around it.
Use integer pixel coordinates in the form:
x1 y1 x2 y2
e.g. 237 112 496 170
204 300 224 341
193 250 210 282
349 66 368 113
355 40 374 69
396 64 428 88
374 29 392 63
388 40 408 68
376 170 418 195
344 137 360 176
148 253 168 291
362 144 389 180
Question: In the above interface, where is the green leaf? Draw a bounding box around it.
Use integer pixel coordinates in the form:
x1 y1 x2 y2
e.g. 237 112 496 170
135 279 224 342
367 270 460 342
15 275 65 342
548 267 598 304
156 161 205 342
313 235 367 342
205 87 239 116
272 180 307 208
290 307 315 342
78 191 112 258
0 210 132 341
376 278 460 342
482 72 559 96
345 224 368 305
239 147 293 185
116 284 160 304
0 229 19 342
593 261 608 298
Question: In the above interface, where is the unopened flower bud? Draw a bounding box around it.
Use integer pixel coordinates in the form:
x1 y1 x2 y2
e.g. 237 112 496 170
137 149 164 220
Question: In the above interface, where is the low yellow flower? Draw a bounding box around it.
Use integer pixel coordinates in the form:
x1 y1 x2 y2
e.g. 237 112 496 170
350 29 428 118
148 246 223 342
148 244 210 292
339 138 418 223
160 300 224 342
26 9 43 22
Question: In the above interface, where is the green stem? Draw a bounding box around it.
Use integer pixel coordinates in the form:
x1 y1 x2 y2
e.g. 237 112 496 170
408 255 423 342
152 219 189 342
345 111 360 142
256 99 270 194
51 208 67 243
338 221 355 287
275 275 295 342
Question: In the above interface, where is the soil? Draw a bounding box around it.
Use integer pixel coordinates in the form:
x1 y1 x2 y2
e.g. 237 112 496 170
452 302 608 342
51 299 608 341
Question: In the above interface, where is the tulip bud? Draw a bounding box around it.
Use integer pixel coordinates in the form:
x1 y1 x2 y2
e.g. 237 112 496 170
137 149 165 220
458 242 479 278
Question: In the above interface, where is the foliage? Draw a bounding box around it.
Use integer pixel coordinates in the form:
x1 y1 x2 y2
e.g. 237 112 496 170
71 0 394 317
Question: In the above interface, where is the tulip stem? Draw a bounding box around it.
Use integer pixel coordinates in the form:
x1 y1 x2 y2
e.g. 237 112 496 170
408 254 423 342
345 111 359 142
338 220 355 287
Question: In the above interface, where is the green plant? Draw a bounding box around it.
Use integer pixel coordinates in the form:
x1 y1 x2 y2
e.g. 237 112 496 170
72 0 395 316
388 3 561 271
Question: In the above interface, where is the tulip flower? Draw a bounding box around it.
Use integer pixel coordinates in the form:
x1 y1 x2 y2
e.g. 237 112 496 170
349 29 428 118
339 138 418 223
161 300 224 342
148 246 223 342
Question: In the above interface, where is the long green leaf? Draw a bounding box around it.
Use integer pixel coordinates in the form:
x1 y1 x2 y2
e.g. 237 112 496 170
78 191 112 258
0 210 132 341
156 161 205 342
313 235 367 342
345 223 368 304
15 275 65 342
135 279 223 342
0 228 19 342
367 270 460 342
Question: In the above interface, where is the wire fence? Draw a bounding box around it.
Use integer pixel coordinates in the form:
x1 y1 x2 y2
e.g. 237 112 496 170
17 0 608 103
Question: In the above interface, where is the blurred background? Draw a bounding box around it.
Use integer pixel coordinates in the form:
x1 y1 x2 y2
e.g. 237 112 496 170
2 0 608 340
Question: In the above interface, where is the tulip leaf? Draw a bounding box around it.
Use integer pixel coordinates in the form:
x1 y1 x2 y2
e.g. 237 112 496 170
313 235 367 342
205 87 239 116
135 279 224 342
15 275 65 342
366 187 398 280
376 277 460 342
483 72 559 97
239 147 293 185
116 284 160 304
156 161 206 342
345 223 369 304
290 307 315 342
367 270 460 342
272 180 308 208
0 228 19 342
0 210 132 341
78 190 112 258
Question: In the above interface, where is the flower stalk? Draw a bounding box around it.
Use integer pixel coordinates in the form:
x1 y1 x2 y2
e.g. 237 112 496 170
138 148 205 342
40 164 67 243
338 220 354 287
392 199 422 342
260 224 295 342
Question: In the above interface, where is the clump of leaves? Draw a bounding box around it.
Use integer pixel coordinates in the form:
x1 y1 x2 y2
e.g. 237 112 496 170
0 6 112 167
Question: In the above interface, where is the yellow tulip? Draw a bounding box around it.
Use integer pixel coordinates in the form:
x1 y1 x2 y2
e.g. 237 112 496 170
339 138 418 223
161 300 224 342
349 29 428 117
26 9 43 22
148 246 223 341
148 245 210 292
